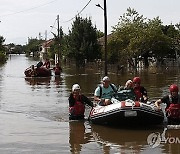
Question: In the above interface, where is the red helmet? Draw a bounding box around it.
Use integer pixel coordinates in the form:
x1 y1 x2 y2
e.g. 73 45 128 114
133 77 141 84
169 84 179 93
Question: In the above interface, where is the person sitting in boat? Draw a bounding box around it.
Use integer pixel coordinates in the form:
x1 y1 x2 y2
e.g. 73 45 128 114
155 84 180 125
119 79 133 91
30 65 37 77
69 84 93 120
94 76 117 106
43 58 50 69
133 77 148 102
118 80 136 101
36 61 43 68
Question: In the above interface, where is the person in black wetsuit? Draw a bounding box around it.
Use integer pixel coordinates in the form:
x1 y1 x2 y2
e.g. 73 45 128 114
155 84 180 125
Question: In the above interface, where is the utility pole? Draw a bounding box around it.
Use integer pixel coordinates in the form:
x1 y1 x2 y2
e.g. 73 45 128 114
96 1 108 76
57 15 61 66
104 0 108 76
45 30 47 58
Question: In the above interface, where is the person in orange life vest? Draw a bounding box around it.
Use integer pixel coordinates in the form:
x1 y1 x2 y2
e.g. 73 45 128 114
133 77 148 102
94 76 117 106
69 84 93 120
155 84 180 125
53 63 62 75
43 58 50 69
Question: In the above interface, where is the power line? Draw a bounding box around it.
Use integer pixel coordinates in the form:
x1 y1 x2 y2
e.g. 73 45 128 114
0 0 59 18
63 0 92 23
47 0 92 38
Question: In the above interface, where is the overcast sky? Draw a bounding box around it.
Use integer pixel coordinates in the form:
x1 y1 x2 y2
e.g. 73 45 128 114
0 0 180 45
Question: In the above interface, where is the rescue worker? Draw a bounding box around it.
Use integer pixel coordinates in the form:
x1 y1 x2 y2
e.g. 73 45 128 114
133 77 148 102
69 84 93 120
43 58 50 69
155 84 180 125
94 76 117 106
53 63 62 75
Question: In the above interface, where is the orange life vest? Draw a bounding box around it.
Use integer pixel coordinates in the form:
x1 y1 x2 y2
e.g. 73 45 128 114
166 95 180 119
69 95 85 116
134 87 142 101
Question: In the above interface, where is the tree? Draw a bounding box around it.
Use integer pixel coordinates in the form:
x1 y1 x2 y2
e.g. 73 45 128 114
49 27 64 60
96 30 104 39
7 43 24 54
24 38 43 56
161 24 180 58
67 16 101 66
109 8 147 63
0 35 7 63
0 36 5 51
109 8 173 67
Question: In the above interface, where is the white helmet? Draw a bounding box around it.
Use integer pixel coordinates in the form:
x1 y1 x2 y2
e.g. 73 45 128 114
72 84 81 91
102 76 110 82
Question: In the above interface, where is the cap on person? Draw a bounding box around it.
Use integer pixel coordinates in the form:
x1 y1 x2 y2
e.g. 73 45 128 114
102 76 110 82
72 84 81 92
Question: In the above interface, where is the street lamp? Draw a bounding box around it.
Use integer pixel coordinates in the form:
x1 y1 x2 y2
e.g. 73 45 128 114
96 0 108 76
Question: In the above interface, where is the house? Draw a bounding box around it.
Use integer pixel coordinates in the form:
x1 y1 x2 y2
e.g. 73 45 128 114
97 34 112 47
39 39 54 59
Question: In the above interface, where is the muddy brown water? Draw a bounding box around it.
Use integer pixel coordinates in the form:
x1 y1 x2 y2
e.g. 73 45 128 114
0 54 179 153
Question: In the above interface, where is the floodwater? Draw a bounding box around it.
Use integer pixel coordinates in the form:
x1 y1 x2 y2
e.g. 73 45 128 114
0 54 179 154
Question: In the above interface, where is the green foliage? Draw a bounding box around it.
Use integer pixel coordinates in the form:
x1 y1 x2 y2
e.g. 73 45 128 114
7 43 24 54
49 27 69 60
108 8 177 66
25 38 43 55
109 8 148 63
0 35 7 63
161 24 180 56
96 30 104 39
67 16 101 66
0 36 5 52
49 27 62 59
0 52 7 63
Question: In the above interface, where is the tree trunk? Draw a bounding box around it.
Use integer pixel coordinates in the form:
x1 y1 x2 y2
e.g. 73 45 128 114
144 56 149 68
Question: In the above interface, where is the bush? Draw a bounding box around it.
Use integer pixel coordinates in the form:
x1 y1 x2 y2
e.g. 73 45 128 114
0 52 7 63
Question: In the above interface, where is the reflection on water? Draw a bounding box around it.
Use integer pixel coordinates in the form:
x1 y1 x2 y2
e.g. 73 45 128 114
68 121 180 154
69 121 91 153
0 54 180 153
91 124 163 153
162 129 180 154
24 76 51 86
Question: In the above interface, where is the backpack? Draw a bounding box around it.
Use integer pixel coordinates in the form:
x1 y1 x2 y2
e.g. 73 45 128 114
99 84 117 98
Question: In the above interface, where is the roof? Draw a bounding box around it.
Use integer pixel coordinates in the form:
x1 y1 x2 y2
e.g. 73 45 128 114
97 34 112 46
41 39 54 48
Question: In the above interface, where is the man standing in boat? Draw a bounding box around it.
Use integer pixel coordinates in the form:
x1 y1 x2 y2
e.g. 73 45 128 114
69 84 94 120
155 84 180 125
132 77 148 102
94 76 117 106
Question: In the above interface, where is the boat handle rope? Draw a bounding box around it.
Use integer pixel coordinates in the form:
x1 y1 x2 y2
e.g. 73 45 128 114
125 99 135 109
